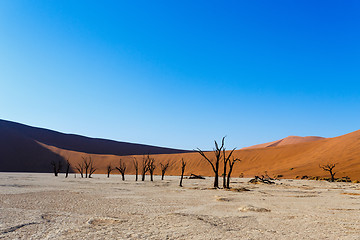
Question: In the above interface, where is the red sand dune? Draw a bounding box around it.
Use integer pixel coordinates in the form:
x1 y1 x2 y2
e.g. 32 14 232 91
242 136 325 149
1 119 360 181
42 130 360 181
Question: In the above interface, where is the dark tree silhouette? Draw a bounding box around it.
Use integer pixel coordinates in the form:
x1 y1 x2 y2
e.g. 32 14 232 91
51 160 62 177
116 159 126 181
65 158 71 178
106 164 114 178
160 161 170 180
141 155 150 181
226 157 241 189
196 137 226 188
133 157 139 181
180 158 186 187
222 147 236 188
75 161 84 178
75 156 96 178
319 163 337 182
148 157 156 181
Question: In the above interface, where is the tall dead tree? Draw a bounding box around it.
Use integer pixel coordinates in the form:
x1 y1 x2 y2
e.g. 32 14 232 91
319 163 337 182
116 159 127 181
179 158 186 187
148 157 156 181
226 157 241 189
222 147 236 188
141 155 150 181
106 164 114 178
160 161 170 180
133 157 139 181
196 137 225 188
65 158 71 178
51 160 62 177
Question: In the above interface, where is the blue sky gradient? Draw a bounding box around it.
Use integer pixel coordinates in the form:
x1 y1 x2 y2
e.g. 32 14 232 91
1 1 359 150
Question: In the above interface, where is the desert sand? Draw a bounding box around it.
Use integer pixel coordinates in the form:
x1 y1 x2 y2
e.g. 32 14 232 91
1 173 360 239
41 129 360 181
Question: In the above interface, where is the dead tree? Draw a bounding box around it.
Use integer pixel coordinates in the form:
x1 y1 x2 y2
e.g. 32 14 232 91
180 158 186 187
51 160 62 177
319 163 337 182
65 158 71 178
116 159 126 181
222 147 236 188
133 157 139 181
226 157 241 189
87 157 97 178
160 161 170 180
141 155 150 181
148 157 156 181
196 137 226 188
76 156 96 178
249 175 275 184
106 164 114 178
75 161 84 178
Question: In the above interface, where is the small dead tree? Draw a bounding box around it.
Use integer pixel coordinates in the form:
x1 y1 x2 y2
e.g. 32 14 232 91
141 155 150 181
179 159 186 187
75 161 84 178
148 157 156 181
226 157 241 189
51 160 62 177
196 137 226 188
65 158 71 178
88 157 97 178
76 156 96 178
116 159 127 181
222 147 236 188
133 157 139 181
319 163 337 182
160 161 170 180
106 164 114 178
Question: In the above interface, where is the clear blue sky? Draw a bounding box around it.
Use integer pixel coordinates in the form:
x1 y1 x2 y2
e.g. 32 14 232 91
1 1 359 150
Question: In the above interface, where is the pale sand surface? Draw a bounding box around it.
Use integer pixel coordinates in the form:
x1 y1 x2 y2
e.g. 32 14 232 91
1 173 360 239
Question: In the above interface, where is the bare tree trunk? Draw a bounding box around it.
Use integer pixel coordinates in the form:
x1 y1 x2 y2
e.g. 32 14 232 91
65 159 70 178
226 158 240 189
116 159 126 181
320 163 337 182
160 161 170 180
180 159 186 187
141 155 150 181
133 158 138 181
148 157 156 182
107 164 113 178
51 160 62 177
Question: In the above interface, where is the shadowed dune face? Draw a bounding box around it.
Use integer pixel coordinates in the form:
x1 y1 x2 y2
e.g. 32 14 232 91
0 127 67 173
42 130 360 181
0 119 190 156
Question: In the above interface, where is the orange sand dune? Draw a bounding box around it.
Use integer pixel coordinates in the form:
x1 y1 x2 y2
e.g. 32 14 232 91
242 136 324 149
42 130 360 181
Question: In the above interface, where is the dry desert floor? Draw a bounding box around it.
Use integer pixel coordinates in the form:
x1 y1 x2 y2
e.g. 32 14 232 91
1 173 360 239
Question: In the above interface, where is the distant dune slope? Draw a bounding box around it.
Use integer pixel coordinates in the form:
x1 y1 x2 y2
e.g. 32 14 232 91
242 136 325 149
0 119 190 172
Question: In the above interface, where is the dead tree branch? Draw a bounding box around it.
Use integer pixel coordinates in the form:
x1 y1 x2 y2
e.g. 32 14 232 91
116 159 127 181
319 163 337 182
